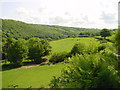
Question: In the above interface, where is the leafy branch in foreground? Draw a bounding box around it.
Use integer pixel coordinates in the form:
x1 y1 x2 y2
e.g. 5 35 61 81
50 52 120 88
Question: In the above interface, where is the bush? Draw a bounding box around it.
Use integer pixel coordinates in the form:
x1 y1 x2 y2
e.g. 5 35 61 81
98 43 116 53
49 52 69 63
70 42 87 55
71 42 98 55
49 53 120 88
86 42 98 54
100 40 108 43
98 43 107 52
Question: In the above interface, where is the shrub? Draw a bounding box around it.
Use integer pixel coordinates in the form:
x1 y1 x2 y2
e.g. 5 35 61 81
100 40 108 43
98 43 116 53
98 43 107 52
70 42 87 55
49 53 120 88
86 42 98 54
49 52 68 63
71 42 98 55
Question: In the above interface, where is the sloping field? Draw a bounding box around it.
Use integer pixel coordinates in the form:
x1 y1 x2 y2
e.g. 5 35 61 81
2 37 98 88
50 37 98 53
2 63 66 88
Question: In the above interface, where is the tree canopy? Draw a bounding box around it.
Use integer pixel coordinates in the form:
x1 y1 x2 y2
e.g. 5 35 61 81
7 39 28 66
28 38 51 63
100 29 111 39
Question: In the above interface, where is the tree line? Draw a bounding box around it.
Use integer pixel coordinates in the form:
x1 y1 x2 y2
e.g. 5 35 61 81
2 38 52 67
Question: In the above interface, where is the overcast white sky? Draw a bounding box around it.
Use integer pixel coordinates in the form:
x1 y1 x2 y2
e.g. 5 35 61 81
0 0 119 29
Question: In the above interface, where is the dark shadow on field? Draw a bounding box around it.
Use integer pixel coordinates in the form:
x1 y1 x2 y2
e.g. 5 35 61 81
1 61 38 71
1 64 20 71
94 37 112 42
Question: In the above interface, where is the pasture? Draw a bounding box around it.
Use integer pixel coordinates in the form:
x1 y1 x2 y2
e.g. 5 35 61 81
2 63 66 88
2 37 99 88
50 37 98 53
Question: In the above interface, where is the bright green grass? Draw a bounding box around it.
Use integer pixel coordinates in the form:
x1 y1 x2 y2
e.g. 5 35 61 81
50 37 98 53
2 37 99 88
2 63 66 88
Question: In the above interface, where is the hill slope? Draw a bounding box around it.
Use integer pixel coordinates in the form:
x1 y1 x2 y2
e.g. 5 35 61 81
2 19 100 40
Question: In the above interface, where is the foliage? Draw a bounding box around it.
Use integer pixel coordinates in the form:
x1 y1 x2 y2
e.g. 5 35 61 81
70 41 98 55
100 29 111 39
2 19 101 40
98 43 107 52
86 42 98 54
50 53 120 88
28 38 51 64
100 39 108 43
2 38 16 60
49 52 69 63
70 42 87 55
115 29 120 49
7 39 28 66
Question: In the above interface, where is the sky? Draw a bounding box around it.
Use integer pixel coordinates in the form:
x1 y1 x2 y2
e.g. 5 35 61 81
0 0 119 29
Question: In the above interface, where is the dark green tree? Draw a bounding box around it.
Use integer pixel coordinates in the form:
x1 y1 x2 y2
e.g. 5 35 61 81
2 38 16 60
7 39 28 66
28 38 51 64
100 29 111 39
115 29 120 67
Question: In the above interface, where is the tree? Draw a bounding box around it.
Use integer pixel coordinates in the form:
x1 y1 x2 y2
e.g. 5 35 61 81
7 39 28 66
115 29 120 67
2 38 16 60
28 38 51 64
100 29 111 39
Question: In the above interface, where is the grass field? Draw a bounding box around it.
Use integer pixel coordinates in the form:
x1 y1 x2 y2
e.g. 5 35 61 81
2 37 99 88
2 63 66 88
50 37 98 53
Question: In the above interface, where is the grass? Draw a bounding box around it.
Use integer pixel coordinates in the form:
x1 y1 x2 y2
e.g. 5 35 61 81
50 37 98 54
2 63 66 88
2 37 99 88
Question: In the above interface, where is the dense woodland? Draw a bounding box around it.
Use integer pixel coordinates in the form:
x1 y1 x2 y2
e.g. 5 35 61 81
2 19 101 40
1 19 120 89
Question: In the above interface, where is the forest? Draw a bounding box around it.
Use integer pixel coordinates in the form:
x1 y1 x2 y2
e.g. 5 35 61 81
2 19 100 40
1 19 120 89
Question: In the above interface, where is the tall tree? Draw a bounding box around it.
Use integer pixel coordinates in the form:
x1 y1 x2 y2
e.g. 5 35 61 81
7 39 28 66
100 29 111 39
2 38 16 60
28 38 51 64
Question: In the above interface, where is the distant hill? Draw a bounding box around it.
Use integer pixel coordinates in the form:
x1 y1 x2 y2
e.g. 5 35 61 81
2 19 100 40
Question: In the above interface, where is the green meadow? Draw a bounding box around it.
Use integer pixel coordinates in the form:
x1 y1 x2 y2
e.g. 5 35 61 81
2 35 118 88
2 37 98 88
50 37 98 53
2 63 66 88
